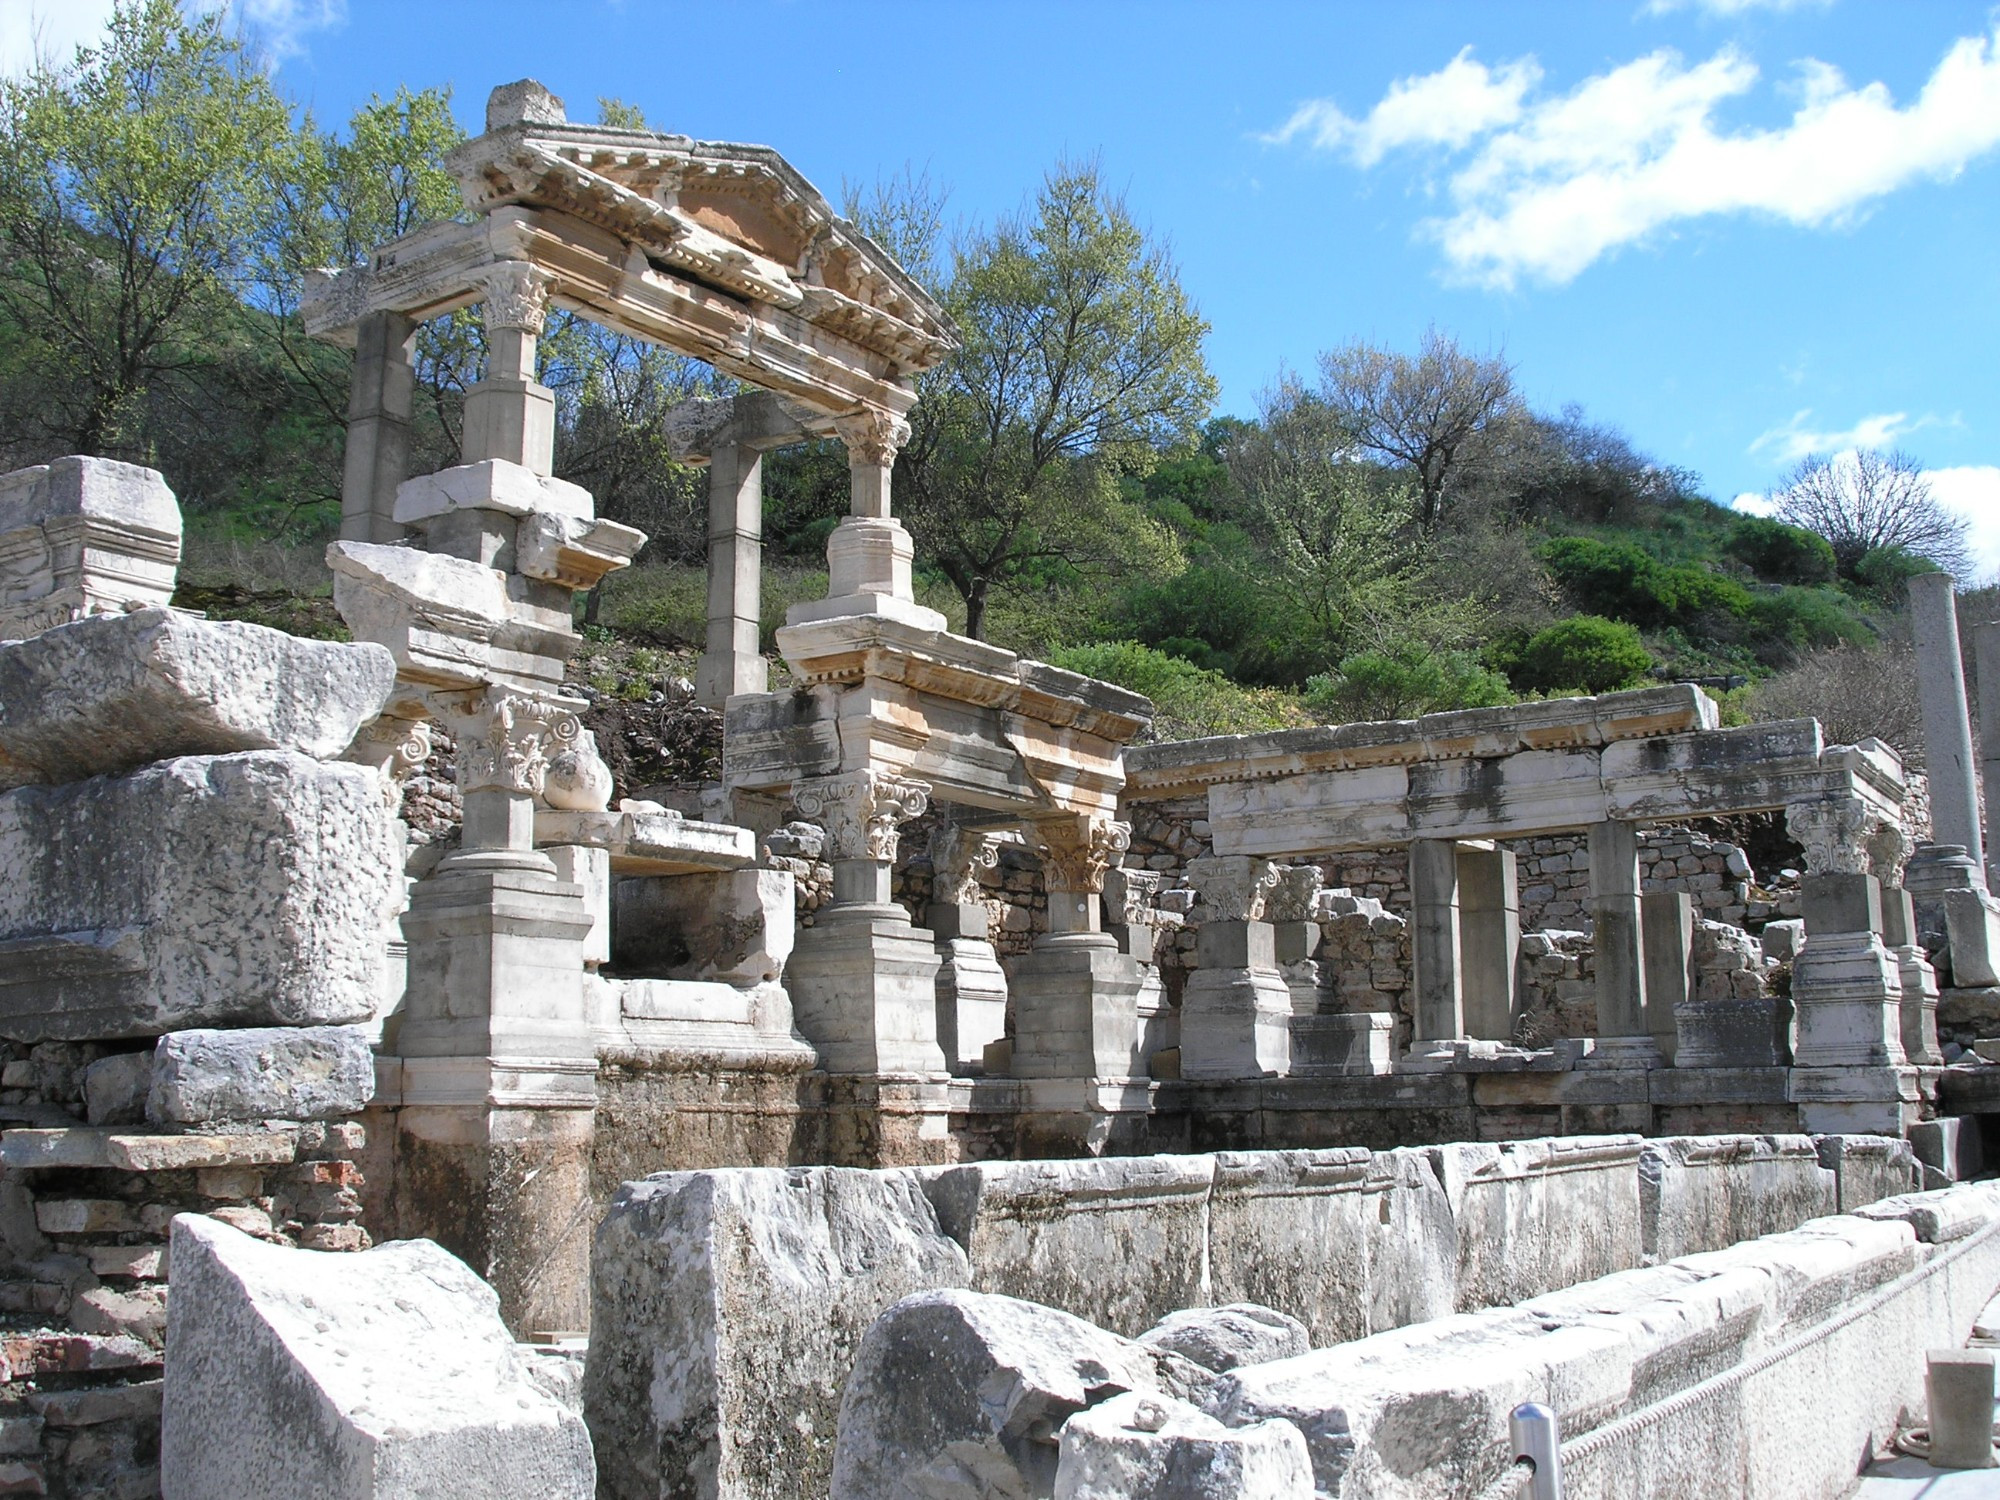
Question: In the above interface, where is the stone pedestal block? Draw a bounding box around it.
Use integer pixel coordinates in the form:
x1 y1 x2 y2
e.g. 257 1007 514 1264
1674 996 1793 1069
0 456 181 639
0 751 402 1040
1011 934 1145 1081
149 1026 375 1126
785 904 946 1077
1884 885 1945 1066
933 920 1010 1075
1181 921 1292 1079
1288 1012 1395 1076
1943 888 2000 990
1926 1349 1997 1469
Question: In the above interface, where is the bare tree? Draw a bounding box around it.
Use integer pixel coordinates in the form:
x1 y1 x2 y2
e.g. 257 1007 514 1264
1315 327 1520 536
1772 448 1971 578
1750 641 1926 766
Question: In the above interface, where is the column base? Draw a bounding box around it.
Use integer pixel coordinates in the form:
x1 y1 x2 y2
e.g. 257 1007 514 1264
1180 966 1292 1080
1792 932 1908 1069
786 902 947 1076
1396 1039 1463 1074
1010 933 1145 1082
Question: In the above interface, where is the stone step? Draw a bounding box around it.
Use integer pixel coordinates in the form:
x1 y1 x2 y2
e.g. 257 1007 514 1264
0 1127 297 1173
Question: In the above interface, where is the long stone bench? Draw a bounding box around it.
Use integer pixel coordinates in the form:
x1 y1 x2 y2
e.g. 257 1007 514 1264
584 1132 1917 1500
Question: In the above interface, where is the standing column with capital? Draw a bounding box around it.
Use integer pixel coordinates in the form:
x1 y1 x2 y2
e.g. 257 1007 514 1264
392 685 601 1337
784 407 946 631
785 769 946 1077
1012 815 1146 1084
461 261 558 474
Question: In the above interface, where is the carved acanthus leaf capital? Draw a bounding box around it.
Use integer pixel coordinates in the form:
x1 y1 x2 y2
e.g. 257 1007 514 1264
1032 815 1131 895
1786 796 1906 880
481 261 554 334
832 408 911 468
346 714 434 807
1264 864 1326 925
930 822 1000 905
1186 854 1284 922
793 770 930 862
439 689 582 797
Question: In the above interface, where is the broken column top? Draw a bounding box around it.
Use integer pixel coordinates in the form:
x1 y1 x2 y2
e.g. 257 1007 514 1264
0 457 182 639
0 456 180 539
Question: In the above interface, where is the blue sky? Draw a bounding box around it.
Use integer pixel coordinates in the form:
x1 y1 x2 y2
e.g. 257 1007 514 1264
9 0 2000 577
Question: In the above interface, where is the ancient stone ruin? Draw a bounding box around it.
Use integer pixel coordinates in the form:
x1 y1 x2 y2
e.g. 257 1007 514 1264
0 79 1995 1497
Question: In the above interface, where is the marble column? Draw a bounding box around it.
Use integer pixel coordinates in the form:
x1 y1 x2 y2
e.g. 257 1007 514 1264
340 310 416 544
927 820 1008 1072
1012 815 1145 1081
1641 890 1694 1066
1180 855 1291 1078
696 441 767 706
461 262 557 474
1910 572 1984 882
1456 844 1519 1042
392 687 600 1336
785 408 945 632
785 769 945 1076
1977 620 2000 889
1403 838 1463 1067
1582 819 1662 1068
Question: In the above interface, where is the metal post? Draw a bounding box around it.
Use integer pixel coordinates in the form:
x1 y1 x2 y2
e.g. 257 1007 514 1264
1511 1402 1564 1500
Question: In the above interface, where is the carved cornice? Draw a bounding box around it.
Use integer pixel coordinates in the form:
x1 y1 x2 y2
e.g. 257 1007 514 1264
792 769 930 862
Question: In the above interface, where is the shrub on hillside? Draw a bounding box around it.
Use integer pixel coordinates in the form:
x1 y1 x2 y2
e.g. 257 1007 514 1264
1724 516 1836 585
1539 536 1751 629
1509 615 1654 695
1744 586 1872 661
1851 544 1942 597
1303 644 1514 723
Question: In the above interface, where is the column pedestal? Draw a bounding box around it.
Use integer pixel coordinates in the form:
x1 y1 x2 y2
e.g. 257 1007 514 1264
1010 933 1146 1080
1180 920 1293 1079
1884 885 1945 1066
929 901 1008 1073
787 902 947 1076
1791 872 1913 1134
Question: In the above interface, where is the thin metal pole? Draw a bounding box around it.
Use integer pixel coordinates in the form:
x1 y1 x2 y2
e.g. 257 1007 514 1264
1511 1402 1564 1500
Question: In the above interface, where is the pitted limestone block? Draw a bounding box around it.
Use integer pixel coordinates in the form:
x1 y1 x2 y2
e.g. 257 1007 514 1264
1138 1304 1309 1372
148 1026 375 1125
0 751 401 1040
1638 1135 1835 1261
1205 1148 1455 1347
586 1166 970 1500
1429 1136 1644 1311
162 1214 593 1498
0 456 181 639
1053 1391 1314 1500
831 1289 1217 1500
918 1155 1215 1337
81 1049 150 1126
0 609 396 785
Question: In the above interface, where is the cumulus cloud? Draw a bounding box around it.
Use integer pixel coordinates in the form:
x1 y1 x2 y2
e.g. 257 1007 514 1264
1271 27 2000 288
0 0 118 76
1265 49 1542 165
1749 409 1929 464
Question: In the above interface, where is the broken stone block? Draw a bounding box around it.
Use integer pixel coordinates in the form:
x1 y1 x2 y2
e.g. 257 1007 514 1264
1138 1303 1309 1372
831 1289 1216 1500
1053 1391 1314 1500
0 752 402 1040
81 1049 150 1126
0 456 180 640
162 1214 593 1498
0 609 396 786
1638 1135 1835 1260
147 1026 374 1126
586 1166 970 1500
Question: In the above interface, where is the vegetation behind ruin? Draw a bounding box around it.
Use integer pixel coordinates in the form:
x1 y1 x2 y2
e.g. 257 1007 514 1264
0 1 1979 754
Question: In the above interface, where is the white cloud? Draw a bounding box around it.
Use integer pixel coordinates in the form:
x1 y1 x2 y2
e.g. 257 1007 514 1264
1266 49 1542 165
1729 491 1781 516
1272 27 2000 288
1645 0 1833 16
1749 408 1927 464
190 0 345 63
1925 464 2000 583
0 0 117 76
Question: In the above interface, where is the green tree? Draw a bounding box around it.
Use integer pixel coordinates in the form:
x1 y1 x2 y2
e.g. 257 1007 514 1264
1511 616 1654 695
0 0 296 456
892 160 1216 639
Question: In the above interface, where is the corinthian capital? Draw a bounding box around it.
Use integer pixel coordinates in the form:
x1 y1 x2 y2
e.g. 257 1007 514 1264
793 769 930 862
1264 864 1326 924
437 688 582 797
930 821 1000 905
1786 796 1906 880
1186 854 1284 922
1032 814 1132 895
832 407 911 468
481 261 553 334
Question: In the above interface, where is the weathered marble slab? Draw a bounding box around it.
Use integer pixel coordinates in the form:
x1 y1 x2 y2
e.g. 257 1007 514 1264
536 806 753 874
0 456 180 640
0 609 395 785
0 752 402 1039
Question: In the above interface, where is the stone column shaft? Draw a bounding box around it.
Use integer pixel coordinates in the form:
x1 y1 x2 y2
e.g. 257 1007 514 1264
1976 621 2000 886
1456 845 1518 1042
696 442 767 707
1910 572 1983 880
1584 819 1661 1068
784 408 944 632
461 264 556 474
1640 890 1694 1066
340 311 416 544
1408 839 1463 1053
